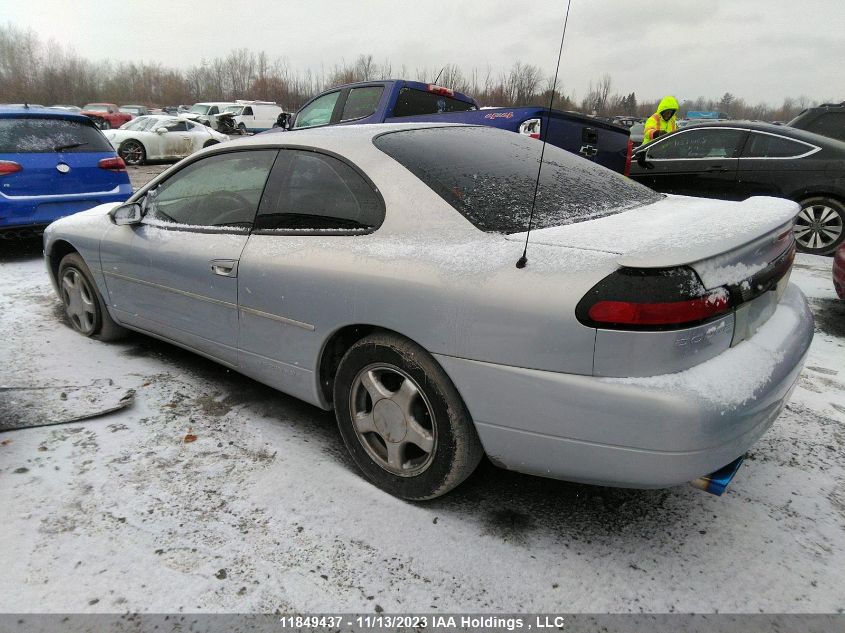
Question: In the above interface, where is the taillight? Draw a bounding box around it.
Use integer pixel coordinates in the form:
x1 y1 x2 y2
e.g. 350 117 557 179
427 84 454 97
0 160 22 176
98 157 126 172
623 138 633 177
576 267 731 331
518 118 542 139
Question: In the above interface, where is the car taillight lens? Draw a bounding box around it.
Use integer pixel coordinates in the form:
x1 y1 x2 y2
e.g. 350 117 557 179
0 160 22 176
623 138 633 176
576 266 731 331
588 292 730 326
519 118 542 139
98 157 126 172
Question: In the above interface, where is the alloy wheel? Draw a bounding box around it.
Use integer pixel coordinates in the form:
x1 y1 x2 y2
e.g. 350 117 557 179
120 141 144 165
61 268 97 335
794 203 844 251
349 363 437 476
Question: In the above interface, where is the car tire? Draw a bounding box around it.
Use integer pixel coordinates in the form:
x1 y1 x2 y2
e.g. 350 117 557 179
203 140 219 148
333 332 484 500
237 123 247 135
118 139 146 166
794 197 845 255
58 253 126 341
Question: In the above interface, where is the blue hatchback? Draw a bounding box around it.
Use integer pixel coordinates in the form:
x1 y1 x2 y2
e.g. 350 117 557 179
0 107 132 233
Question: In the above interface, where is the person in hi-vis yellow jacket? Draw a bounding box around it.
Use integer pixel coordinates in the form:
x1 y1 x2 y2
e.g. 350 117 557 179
642 96 679 145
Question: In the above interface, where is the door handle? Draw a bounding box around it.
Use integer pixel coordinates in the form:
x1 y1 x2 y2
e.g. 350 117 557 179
706 166 728 173
210 259 238 277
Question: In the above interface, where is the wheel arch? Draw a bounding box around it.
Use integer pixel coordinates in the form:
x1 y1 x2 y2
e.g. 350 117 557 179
46 239 80 288
317 323 438 408
788 189 845 206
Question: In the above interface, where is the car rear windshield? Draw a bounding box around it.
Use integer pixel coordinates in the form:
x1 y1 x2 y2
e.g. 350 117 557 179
391 87 476 118
0 116 114 153
373 126 661 233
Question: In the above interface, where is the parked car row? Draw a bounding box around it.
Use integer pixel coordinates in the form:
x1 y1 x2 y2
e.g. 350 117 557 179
5 84 840 502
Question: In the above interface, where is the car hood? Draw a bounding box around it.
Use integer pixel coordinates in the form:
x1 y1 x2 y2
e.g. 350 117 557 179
506 195 798 269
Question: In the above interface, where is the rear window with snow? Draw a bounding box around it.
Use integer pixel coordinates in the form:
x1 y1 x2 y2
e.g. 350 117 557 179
373 126 661 234
0 116 114 153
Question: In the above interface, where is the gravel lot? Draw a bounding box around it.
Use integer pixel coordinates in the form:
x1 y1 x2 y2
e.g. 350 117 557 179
0 219 843 614
126 164 169 191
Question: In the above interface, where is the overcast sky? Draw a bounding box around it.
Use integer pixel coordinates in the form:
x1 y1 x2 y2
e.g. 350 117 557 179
3 0 843 104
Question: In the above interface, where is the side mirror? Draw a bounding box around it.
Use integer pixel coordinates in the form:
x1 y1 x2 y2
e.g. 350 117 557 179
110 202 142 225
635 149 654 169
156 127 168 135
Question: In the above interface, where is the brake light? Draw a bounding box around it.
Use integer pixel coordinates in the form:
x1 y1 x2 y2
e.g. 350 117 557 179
0 160 22 176
98 157 126 172
588 292 730 326
519 118 542 139
576 266 731 330
427 84 454 97
623 138 633 177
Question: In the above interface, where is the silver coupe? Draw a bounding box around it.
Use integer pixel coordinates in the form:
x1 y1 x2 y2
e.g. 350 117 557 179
43 124 813 499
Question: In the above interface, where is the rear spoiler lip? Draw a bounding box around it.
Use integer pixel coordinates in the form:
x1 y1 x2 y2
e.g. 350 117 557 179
617 218 797 269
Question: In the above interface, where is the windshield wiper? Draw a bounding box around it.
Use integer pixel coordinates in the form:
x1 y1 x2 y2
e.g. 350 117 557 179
54 142 88 152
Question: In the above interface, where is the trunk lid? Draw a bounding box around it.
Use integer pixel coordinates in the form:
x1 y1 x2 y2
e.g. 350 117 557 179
506 195 798 289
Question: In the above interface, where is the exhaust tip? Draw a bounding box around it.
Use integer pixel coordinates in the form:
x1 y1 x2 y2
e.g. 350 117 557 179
690 456 745 496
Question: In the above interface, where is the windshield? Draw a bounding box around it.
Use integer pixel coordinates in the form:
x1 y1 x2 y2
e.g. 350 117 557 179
119 116 157 131
0 116 114 153
190 104 210 115
222 105 243 114
374 126 662 234
83 104 109 112
120 107 141 114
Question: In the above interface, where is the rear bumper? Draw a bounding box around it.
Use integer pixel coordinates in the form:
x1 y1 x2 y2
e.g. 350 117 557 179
435 283 813 488
0 185 131 230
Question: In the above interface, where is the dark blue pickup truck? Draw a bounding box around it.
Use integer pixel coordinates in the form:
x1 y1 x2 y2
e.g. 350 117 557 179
271 79 632 174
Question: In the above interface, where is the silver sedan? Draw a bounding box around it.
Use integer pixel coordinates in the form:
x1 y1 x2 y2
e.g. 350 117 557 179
43 124 813 500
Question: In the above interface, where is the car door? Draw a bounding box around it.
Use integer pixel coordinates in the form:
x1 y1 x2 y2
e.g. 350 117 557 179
735 130 822 198
158 119 194 158
100 149 278 366
635 127 748 199
236 149 386 403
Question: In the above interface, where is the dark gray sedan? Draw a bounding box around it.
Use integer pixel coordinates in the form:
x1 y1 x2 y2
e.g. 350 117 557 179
43 124 813 499
631 121 845 255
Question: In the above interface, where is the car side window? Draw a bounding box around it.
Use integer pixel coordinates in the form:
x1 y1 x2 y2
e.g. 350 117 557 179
254 150 384 232
161 119 188 132
741 133 814 158
209 106 219 115
340 87 384 121
143 150 278 230
648 129 746 160
293 91 340 129
243 106 253 116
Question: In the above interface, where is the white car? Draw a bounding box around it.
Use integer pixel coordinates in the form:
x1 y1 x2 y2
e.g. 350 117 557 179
181 102 237 131
103 115 230 165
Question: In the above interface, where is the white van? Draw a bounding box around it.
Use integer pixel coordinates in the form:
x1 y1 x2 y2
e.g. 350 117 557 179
222 100 286 133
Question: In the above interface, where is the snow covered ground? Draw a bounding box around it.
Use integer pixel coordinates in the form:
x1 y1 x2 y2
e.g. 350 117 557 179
0 238 843 614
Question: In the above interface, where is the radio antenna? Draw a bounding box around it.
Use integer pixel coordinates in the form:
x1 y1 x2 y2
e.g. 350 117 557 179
516 0 572 269
432 66 447 85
